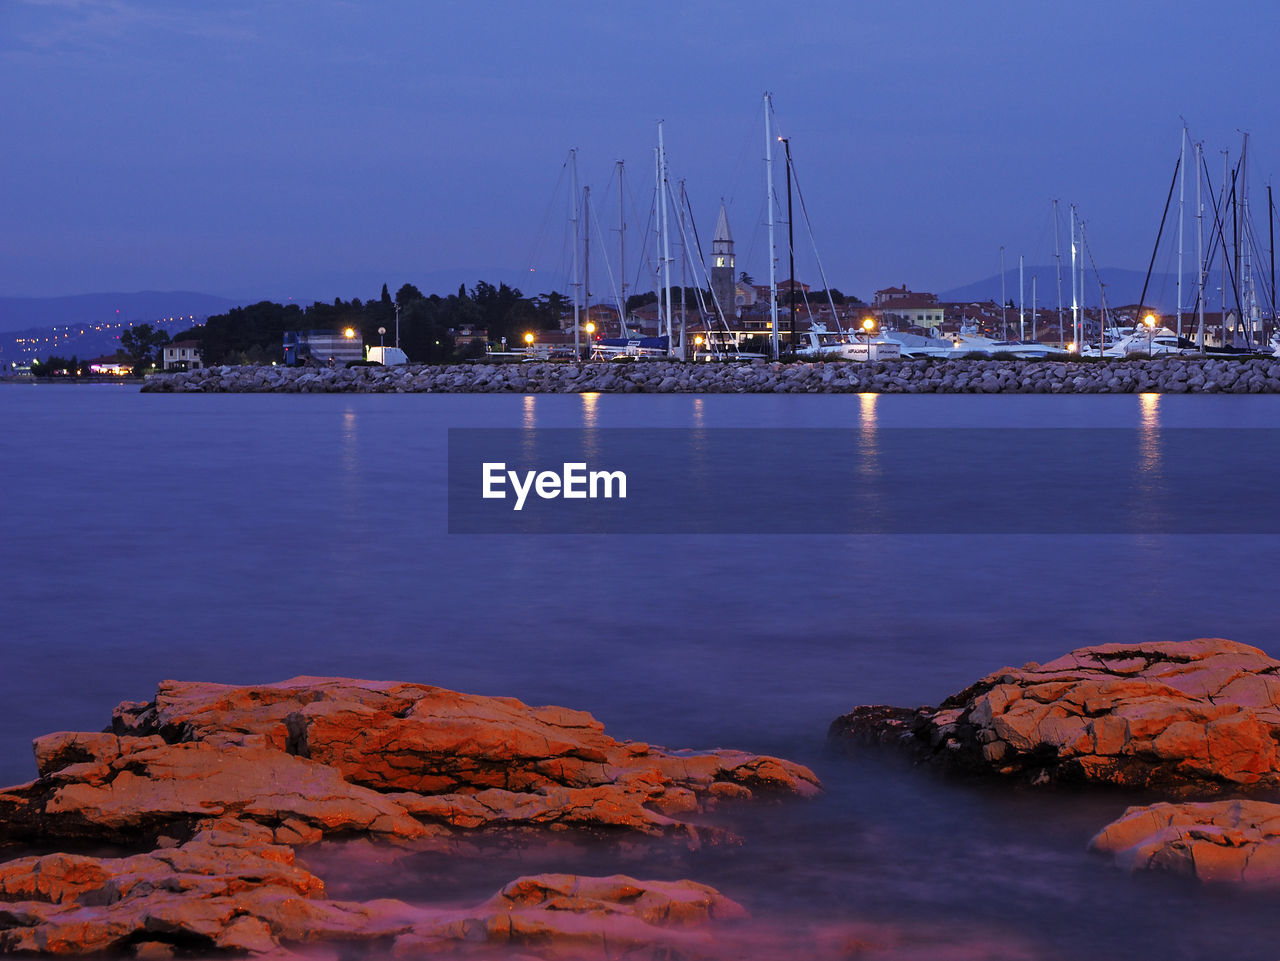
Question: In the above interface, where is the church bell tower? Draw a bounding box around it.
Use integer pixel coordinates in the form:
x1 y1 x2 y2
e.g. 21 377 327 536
711 202 736 319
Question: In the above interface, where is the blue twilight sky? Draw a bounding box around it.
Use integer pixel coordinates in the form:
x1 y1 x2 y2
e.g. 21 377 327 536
3 0 1280 304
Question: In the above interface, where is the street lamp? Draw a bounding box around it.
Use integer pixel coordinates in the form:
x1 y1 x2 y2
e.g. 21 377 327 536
1143 313 1156 355
343 327 355 340
378 326 386 348
524 332 534 355
585 321 596 336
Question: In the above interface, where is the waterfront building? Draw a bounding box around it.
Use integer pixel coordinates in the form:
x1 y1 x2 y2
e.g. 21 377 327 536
162 340 204 370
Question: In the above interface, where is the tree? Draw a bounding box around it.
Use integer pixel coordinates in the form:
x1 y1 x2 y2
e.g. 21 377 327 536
119 324 170 370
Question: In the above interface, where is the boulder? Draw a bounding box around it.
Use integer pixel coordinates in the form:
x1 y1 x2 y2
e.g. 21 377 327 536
1090 799 1280 883
830 639 1280 789
2 677 818 846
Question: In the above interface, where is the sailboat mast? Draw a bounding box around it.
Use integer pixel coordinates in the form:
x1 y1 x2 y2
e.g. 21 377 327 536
570 148 581 360
1032 275 1037 342
1070 208 1078 348
1054 199 1064 345
1178 126 1186 339
765 93 779 360
783 137 795 356
1000 246 1007 339
1196 139 1205 351
678 179 688 340
617 160 627 336
1241 133 1253 346
657 122 674 352
1270 183 1276 344
1222 150 1229 346
1018 254 1024 341
583 185 591 360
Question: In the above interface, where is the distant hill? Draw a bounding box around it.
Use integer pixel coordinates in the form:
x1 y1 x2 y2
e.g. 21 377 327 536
0 292 243 334
939 267 1203 311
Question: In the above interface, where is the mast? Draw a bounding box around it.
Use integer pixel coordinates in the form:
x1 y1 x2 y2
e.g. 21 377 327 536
1018 254 1025 340
1222 150 1229 346
1054 199 1064 345
1032 275 1037 342
1271 183 1276 345
583 184 590 359
1070 207 1078 348
1196 139 1205 351
657 122 674 352
1000 246 1007 339
782 137 796 355
1178 125 1186 338
678 179 688 344
1240 133 1253 347
765 93 779 359
616 160 628 336
570 148 580 360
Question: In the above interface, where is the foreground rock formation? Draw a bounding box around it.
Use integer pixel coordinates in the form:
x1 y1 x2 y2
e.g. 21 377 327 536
830 639 1280 790
140 356 1280 394
0 817 747 957
0 677 821 956
1090 799 1280 883
0 677 819 847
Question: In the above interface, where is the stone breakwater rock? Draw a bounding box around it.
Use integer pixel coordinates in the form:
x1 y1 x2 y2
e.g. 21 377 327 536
140 356 1280 394
0 677 818 847
0 819 745 958
1090 799 1280 883
829 639 1280 790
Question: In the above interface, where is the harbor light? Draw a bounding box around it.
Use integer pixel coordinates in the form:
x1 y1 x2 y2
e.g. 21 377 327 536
524 332 534 345
694 335 704 346
1143 314 1156 328
585 322 595 336
343 327 355 339
1067 341 1077 353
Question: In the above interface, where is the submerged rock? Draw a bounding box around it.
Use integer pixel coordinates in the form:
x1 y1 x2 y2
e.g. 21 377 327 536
0 821 744 957
830 639 1280 790
1090 799 1280 883
1 677 818 847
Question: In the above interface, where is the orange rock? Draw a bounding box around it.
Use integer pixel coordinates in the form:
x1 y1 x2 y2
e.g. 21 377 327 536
831 639 1280 789
1091 799 1280 883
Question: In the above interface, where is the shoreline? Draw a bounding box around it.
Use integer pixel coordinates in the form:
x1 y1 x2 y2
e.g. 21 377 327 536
139 356 1280 394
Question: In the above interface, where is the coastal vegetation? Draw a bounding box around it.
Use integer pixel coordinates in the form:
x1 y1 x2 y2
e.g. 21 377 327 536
179 282 566 366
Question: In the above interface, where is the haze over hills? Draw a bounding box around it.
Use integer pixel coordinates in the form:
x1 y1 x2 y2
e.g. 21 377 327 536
939 268 1205 311
0 292 241 334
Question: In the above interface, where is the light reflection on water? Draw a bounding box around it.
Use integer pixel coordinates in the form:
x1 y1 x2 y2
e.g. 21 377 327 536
2 389 1280 960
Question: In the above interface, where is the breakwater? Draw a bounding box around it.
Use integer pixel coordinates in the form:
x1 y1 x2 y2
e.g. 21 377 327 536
141 356 1280 393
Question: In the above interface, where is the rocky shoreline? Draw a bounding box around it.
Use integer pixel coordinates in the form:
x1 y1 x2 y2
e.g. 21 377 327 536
140 356 1280 394
831 638 1280 885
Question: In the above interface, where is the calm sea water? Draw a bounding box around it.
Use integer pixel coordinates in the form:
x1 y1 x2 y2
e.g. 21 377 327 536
2 384 1279 959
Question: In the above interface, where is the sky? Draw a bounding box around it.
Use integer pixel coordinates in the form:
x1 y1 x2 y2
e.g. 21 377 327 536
3 0 1280 305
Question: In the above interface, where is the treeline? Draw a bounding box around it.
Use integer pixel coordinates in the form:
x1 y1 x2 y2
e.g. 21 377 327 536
181 282 570 366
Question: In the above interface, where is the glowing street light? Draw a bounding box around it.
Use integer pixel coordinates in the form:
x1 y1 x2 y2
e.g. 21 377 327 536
524 332 534 353
1143 313 1156 355
343 327 355 339
585 321 596 336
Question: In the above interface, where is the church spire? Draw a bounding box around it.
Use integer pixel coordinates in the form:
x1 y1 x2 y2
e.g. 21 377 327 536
714 202 733 243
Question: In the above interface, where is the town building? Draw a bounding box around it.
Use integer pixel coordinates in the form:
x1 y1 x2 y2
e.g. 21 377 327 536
874 286 945 329
162 341 204 370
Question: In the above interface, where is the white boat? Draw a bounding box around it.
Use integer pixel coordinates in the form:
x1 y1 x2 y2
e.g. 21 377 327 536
796 323 901 361
1079 326 1192 358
